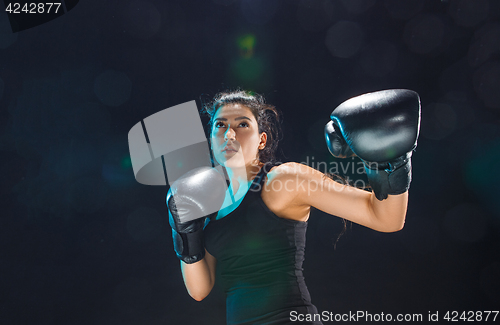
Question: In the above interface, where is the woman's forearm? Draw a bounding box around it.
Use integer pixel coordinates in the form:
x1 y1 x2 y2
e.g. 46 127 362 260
180 250 216 301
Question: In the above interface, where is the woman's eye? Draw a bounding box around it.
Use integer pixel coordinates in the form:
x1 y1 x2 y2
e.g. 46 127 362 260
215 122 225 128
239 122 249 127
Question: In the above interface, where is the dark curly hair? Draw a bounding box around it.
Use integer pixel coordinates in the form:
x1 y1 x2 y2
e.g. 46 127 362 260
202 90 282 164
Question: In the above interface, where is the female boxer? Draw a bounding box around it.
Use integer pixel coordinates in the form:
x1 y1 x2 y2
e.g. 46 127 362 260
167 90 420 325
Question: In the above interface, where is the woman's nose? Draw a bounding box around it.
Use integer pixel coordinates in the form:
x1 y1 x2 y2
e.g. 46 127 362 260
224 127 236 141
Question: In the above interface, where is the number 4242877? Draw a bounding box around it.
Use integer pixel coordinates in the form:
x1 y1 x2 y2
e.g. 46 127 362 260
443 311 498 322
5 2 62 14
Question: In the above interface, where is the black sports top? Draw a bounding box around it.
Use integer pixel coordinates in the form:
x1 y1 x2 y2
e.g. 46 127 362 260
204 164 322 325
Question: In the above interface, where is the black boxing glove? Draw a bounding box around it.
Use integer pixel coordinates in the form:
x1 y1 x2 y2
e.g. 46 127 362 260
325 89 421 200
167 167 226 264
324 120 355 159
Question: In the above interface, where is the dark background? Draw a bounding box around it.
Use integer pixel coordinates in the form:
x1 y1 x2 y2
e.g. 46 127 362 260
1 0 499 324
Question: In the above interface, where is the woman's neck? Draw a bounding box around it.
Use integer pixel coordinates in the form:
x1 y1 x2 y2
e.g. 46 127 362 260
225 162 263 195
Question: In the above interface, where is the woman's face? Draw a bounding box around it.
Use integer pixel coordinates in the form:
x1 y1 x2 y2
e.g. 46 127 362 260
211 104 267 169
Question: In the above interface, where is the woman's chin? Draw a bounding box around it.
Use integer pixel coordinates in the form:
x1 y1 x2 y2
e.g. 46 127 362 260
220 156 246 169
222 160 243 169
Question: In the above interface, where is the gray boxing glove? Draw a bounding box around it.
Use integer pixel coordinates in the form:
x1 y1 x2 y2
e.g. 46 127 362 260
167 167 226 263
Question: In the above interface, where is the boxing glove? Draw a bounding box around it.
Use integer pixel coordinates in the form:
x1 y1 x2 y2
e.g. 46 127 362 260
324 120 355 159
167 167 227 263
325 89 421 200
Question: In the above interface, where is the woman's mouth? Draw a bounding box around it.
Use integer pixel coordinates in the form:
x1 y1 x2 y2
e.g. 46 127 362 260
223 146 238 153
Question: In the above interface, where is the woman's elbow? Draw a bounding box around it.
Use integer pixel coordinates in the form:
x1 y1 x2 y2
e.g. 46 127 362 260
387 222 405 232
187 286 212 301
190 293 207 302
380 217 406 233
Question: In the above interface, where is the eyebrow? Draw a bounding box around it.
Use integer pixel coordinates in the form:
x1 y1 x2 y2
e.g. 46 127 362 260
214 116 252 121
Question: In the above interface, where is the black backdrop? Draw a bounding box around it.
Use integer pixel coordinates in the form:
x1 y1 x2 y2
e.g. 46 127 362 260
1 1 499 324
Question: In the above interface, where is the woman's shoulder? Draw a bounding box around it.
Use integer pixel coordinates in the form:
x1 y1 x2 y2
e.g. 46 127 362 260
263 161 335 198
261 162 313 221
262 162 322 200
266 162 319 181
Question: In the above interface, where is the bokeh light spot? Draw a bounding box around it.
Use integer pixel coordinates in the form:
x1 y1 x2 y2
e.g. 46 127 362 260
297 0 337 32
0 77 4 101
0 14 18 49
102 144 135 186
480 262 500 304
157 3 186 41
127 207 163 242
113 278 152 316
307 119 328 152
213 0 237 5
421 103 457 140
399 217 440 255
69 102 110 137
359 41 398 77
473 61 500 109
33 180 72 219
94 70 132 107
340 0 376 14
237 34 256 58
121 156 132 169
443 203 487 243
231 57 265 82
240 0 281 25
60 67 95 100
404 14 445 55
325 21 364 58
102 163 135 185
67 177 109 214
384 0 424 20
467 24 500 68
464 141 500 189
448 0 489 28
122 0 161 39
78 220 115 257
464 139 500 216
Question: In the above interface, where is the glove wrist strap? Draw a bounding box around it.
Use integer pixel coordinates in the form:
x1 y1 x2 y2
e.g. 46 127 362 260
364 152 413 201
172 227 205 264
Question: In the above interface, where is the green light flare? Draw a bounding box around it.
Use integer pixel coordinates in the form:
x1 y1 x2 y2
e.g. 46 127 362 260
237 34 256 58
121 156 132 169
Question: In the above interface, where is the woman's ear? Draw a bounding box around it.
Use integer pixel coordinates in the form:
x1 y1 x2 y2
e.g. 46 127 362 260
259 132 267 150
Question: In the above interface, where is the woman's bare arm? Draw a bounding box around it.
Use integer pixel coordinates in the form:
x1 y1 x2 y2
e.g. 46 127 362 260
264 162 407 232
180 249 217 301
